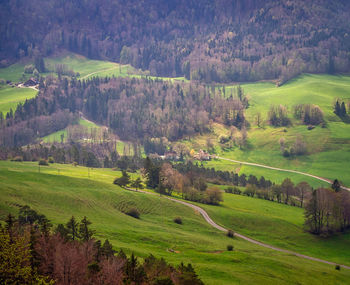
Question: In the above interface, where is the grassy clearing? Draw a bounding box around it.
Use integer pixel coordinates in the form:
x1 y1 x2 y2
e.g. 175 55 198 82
0 62 30 83
0 85 37 114
200 191 350 266
41 117 139 155
1 55 350 188
41 118 101 143
45 53 138 79
185 74 350 186
0 160 349 284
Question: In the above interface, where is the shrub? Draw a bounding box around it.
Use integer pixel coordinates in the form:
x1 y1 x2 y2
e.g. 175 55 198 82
38 159 49 166
227 245 234 251
282 149 290 157
225 187 233 193
203 187 223 205
233 187 241 195
174 217 182 225
219 135 230 144
11 156 23 162
125 208 140 219
226 230 234 238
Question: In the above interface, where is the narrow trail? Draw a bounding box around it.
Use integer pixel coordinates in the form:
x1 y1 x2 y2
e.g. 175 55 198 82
214 156 350 192
80 66 118 79
125 187 350 270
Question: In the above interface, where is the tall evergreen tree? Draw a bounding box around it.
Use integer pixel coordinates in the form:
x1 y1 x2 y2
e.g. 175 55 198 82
79 216 95 241
66 216 79 240
340 102 347 117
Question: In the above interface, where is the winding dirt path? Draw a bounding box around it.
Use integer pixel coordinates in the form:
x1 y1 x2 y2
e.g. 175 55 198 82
125 187 350 270
80 66 117 79
214 156 350 192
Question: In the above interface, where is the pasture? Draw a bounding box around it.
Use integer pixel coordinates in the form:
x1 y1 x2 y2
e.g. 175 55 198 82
0 161 349 284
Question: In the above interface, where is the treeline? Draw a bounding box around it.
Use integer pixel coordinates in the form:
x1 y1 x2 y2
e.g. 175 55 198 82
0 110 77 147
305 187 350 236
0 76 248 147
0 142 143 171
225 178 313 208
1 207 204 284
143 158 223 205
141 159 276 205
1 1 350 83
174 161 273 190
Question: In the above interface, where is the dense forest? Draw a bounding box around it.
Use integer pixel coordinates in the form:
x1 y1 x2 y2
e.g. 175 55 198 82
0 76 248 147
1 0 350 83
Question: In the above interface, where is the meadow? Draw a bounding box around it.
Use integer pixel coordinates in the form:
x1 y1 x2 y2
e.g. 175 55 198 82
0 85 37 114
184 74 350 187
1 54 350 189
0 160 349 284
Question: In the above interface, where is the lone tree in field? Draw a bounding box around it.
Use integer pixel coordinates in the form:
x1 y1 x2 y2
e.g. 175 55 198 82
113 171 131 187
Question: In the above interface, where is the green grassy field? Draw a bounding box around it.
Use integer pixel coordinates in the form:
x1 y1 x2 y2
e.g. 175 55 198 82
41 117 139 156
45 53 139 79
200 190 350 266
184 74 350 187
1 55 350 189
0 62 31 83
0 85 37 114
0 161 349 284
41 118 101 143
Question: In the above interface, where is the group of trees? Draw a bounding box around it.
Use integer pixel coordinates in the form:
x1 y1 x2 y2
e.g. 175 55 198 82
305 187 350 236
334 100 349 118
0 142 144 171
2 1 350 83
143 158 223 205
0 76 248 148
226 178 313 208
268 105 291 127
0 110 77 147
1 207 204 284
279 135 308 158
174 161 273 190
293 104 324 126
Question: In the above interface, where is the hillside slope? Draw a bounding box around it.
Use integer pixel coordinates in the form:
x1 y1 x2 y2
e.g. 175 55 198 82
1 161 350 284
1 0 350 82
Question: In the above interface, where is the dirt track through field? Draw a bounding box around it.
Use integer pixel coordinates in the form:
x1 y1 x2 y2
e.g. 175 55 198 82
80 66 118 79
214 156 350 192
125 187 350 270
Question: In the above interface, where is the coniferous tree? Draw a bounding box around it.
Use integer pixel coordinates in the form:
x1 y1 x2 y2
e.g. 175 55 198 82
332 179 341 192
79 216 94 241
340 102 347 117
334 100 341 116
66 216 79 240
101 239 115 258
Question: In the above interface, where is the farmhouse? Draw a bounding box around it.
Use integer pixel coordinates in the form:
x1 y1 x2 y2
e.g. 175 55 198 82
24 77 38 87
194 149 211 161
